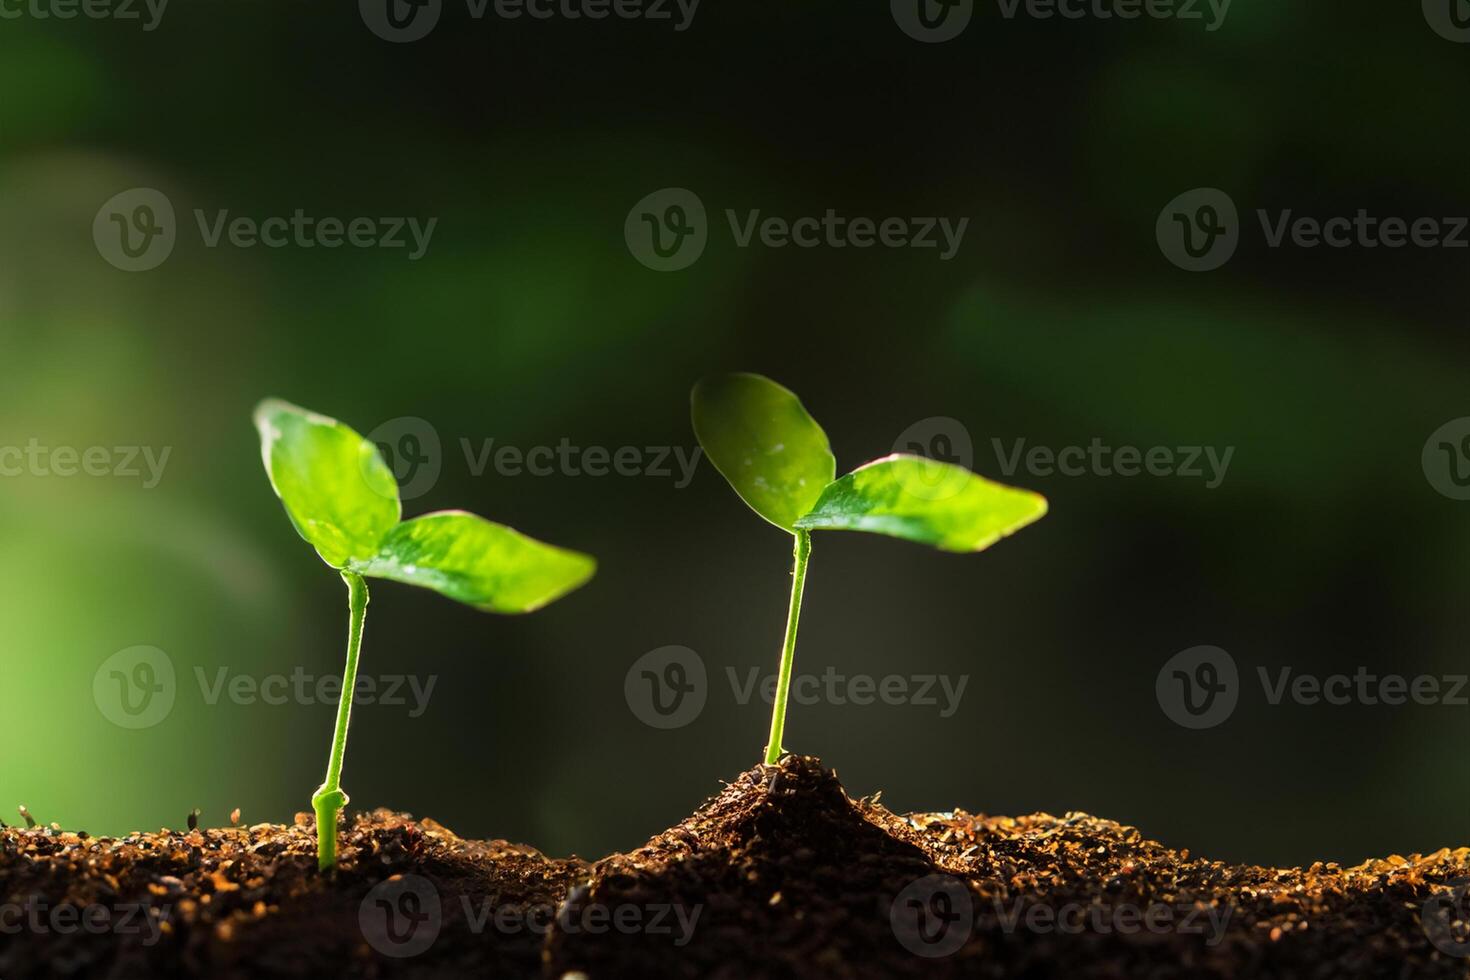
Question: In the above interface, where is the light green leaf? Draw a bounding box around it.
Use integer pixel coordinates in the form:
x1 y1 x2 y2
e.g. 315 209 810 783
358 510 596 613
794 454 1047 552
254 399 401 568
690 373 836 532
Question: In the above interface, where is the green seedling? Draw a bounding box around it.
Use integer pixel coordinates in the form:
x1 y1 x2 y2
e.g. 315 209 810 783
691 373 1047 765
254 400 595 870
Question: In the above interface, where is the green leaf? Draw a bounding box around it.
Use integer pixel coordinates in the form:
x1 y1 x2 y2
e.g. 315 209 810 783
690 373 836 532
358 510 596 613
254 399 401 569
794 454 1047 553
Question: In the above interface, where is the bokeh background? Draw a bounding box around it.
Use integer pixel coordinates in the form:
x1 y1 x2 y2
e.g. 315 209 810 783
1 1 1466 869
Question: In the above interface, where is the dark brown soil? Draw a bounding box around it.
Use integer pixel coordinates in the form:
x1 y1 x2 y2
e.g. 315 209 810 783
2 756 1466 979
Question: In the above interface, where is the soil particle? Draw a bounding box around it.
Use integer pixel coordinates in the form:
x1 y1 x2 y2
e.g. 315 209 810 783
545 756 947 979
548 758 1470 979
0 808 587 979
2 757 1466 979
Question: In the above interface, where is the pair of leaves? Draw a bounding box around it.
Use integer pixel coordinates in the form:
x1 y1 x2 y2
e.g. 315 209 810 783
691 374 1047 552
254 400 594 613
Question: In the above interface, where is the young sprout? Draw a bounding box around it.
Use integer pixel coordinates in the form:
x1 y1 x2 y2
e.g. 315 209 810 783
254 400 595 870
691 373 1047 765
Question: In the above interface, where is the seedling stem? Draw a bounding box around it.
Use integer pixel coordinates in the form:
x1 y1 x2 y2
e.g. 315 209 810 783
312 570 368 870
764 530 811 765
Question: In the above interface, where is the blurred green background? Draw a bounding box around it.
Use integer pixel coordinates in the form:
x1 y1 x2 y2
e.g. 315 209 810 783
1 1 1466 869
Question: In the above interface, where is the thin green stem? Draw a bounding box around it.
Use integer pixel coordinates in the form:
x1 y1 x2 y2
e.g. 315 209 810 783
313 570 368 871
764 530 812 766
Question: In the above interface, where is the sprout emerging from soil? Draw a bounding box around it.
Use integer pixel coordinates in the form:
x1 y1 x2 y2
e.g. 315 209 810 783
254 400 596 870
691 374 1047 765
